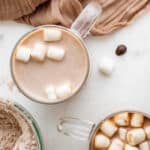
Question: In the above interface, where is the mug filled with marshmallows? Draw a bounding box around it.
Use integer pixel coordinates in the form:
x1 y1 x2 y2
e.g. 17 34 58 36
10 2 102 104
58 111 150 150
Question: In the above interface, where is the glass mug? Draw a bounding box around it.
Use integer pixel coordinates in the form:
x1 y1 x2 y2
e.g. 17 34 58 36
10 2 102 104
57 110 150 150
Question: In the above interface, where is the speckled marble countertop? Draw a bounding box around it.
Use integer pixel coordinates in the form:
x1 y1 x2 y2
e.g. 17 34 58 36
1 10 150 150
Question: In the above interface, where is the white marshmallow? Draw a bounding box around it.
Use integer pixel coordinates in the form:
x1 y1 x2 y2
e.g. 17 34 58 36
139 141 150 150
131 113 144 127
99 57 115 75
43 29 62 42
45 85 57 101
100 120 118 137
56 82 71 99
47 46 65 61
119 127 127 141
127 128 146 146
114 112 129 126
31 43 46 61
108 138 124 150
144 125 150 139
16 46 31 63
95 134 110 148
125 144 139 150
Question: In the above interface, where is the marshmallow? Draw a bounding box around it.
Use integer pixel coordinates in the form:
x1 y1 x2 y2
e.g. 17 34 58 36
95 134 110 148
125 144 139 150
119 127 127 141
144 125 150 139
45 85 57 101
43 29 62 42
139 141 150 150
16 46 31 63
56 82 71 99
31 43 46 61
100 120 118 137
108 138 124 150
99 57 115 75
127 128 145 146
47 46 65 61
114 112 129 126
131 113 144 127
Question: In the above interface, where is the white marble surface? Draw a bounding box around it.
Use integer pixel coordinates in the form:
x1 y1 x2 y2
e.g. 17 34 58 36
1 10 150 150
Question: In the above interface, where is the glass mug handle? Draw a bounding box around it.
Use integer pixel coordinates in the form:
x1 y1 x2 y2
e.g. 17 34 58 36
57 117 95 141
71 2 102 38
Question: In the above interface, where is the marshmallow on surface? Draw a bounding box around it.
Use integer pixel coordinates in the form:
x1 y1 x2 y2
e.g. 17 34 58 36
47 46 65 61
99 57 115 75
43 29 62 42
100 120 118 137
31 43 46 61
114 112 129 126
131 113 144 127
108 138 124 150
125 144 139 150
16 46 31 63
95 134 110 148
127 128 145 146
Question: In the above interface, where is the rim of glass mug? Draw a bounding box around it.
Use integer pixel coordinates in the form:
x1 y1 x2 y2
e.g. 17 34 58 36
57 110 150 150
0 99 44 150
10 2 102 104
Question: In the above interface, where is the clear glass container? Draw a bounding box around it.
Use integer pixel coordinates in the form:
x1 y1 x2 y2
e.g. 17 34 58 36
3 100 44 150
14 103 44 149
57 110 150 150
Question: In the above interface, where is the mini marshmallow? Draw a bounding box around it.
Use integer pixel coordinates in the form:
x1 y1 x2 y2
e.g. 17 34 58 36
95 134 110 148
56 82 71 99
108 138 124 150
16 46 31 63
100 120 118 137
144 125 150 139
47 46 65 61
45 85 57 101
139 141 150 150
119 127 127 141
131 113 144 127
43 29 62 42
114 112 129 126
99 57 115 75
125 144 139 150
31 43 46 61
127 128 145 146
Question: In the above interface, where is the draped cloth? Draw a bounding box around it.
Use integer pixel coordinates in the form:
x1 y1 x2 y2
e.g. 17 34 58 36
0 0 150 35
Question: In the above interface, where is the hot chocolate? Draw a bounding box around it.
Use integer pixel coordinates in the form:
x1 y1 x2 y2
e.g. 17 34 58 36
11 26 89 103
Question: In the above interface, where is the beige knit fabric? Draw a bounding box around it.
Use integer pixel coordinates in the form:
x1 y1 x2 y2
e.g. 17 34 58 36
0 0 150 35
